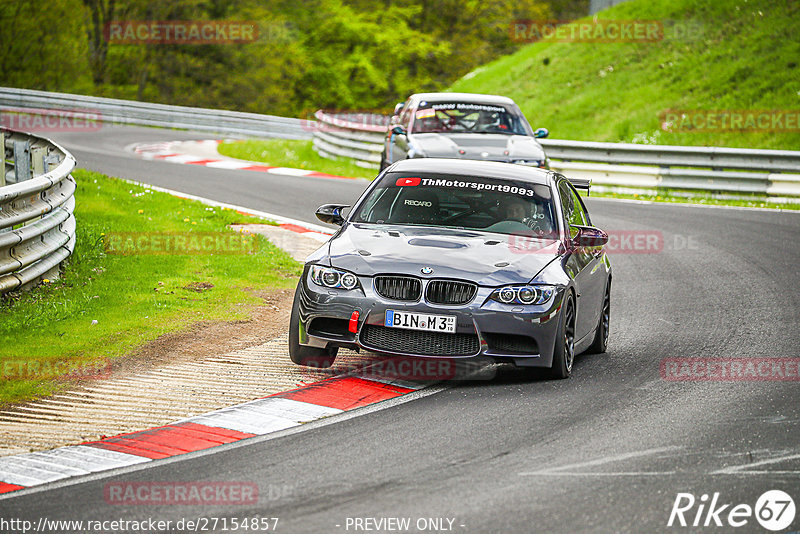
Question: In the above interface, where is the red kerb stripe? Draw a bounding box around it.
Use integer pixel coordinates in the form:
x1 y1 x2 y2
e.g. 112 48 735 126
241 165 276 172
84 423 256 459
279 223 311 233
306 172 353 180
0 481 25 494
271 377 414 410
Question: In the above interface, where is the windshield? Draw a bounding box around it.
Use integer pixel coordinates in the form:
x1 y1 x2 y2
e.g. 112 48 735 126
352 172 556 237
410 102 529 135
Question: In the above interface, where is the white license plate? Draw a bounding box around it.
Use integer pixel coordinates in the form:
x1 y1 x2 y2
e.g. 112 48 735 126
384 310 456 334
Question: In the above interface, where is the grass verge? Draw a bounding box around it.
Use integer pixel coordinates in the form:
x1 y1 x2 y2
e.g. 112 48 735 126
450 0 799 150
0 169 301 406
217 138 377 180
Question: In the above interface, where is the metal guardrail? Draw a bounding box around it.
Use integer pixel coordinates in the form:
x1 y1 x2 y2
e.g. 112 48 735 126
312 111 388 168
312 111 800 199
0 129 77 294
2 89 797 198
0 87 312 140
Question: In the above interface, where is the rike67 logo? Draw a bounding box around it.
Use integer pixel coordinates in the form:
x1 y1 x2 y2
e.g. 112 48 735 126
668 490 795 531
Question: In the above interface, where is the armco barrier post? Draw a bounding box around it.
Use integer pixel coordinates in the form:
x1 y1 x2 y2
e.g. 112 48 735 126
13 139 30 183
31 145 46 176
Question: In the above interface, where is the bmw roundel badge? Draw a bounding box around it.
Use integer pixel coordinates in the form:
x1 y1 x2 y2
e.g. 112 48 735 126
421 267 434 275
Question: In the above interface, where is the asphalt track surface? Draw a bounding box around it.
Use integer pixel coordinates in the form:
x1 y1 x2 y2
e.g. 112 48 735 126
2 126 799 533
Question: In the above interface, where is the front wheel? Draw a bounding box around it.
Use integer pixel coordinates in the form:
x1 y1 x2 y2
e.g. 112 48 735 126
288 282 337 368
548 294 576 379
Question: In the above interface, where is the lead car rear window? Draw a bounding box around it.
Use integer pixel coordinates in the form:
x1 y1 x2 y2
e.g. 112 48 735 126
352 173 556 237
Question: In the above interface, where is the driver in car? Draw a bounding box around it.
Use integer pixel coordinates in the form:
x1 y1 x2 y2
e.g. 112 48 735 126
503 198 528 221
502 197 549 236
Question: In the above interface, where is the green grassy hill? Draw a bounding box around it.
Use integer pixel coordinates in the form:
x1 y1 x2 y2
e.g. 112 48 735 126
449 0 799 150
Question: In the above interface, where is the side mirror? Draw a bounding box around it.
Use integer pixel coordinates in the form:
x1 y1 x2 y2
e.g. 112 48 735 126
393 102 405 115
571 226 608 247
391 125 407 136
534 127 549 139
315 204 349 226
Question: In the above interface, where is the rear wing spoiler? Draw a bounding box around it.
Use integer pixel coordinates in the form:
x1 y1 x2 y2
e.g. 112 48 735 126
567 177 591 195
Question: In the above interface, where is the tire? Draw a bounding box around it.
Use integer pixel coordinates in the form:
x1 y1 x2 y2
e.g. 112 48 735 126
587 279 611 354
288 282 337 368
548 293 576 379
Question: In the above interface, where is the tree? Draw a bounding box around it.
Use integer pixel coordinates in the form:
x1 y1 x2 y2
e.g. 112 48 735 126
0 0 91 92
82 0 117 85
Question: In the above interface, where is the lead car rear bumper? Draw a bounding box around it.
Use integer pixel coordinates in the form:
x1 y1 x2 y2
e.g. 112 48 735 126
295 271 566 369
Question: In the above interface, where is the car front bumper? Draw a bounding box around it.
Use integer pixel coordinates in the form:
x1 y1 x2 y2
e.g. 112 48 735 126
296 269 566 369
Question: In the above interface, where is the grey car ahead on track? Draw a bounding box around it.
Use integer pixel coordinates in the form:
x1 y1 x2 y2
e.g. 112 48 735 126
289 159 611 379
380 92 550 171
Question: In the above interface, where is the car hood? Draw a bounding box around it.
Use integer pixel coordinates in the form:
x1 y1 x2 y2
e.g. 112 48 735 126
409 133 545 162
327 224 561 286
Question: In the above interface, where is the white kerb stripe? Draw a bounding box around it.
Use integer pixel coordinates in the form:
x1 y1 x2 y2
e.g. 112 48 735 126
186 412 299 435
0 459 73 486
204 160 253 169
26 446 150 473
0 466 56 487
55 445 151 467
267 167 313 176
1 456 88 478
235 397 342 422
0 446 150 487
179 398 341 435
161 155 207 164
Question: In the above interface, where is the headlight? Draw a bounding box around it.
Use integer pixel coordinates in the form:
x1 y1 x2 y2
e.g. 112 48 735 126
490 285 555 305
309 265 360 290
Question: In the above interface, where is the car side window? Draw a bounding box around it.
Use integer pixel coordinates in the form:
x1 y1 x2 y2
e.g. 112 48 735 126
569 186 589 226
559 181 587 237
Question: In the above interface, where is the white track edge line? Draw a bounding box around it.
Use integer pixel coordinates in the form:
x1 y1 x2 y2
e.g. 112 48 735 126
119 178 334 234
0 384 449 500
